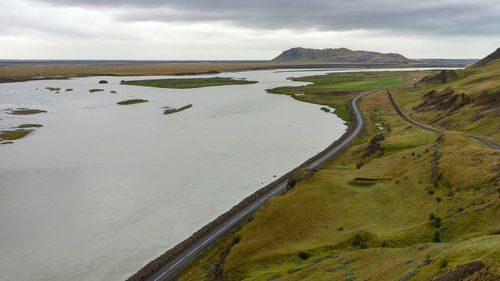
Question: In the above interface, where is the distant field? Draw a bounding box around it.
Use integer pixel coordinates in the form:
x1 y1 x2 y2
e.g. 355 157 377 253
0 63 276 79
121 77 257 89
0 61 464 81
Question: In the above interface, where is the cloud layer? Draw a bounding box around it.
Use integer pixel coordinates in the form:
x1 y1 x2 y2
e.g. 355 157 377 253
0 0 498 59
37 0 500 36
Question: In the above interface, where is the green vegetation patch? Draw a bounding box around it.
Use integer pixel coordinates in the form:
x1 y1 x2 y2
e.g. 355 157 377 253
65 88 74 91
121 77 257 89
266 71 429 122
8 108 47 115
0 129 32 140
117 99 149 105
332 77 403 88
289 72 406 89
18 124 42 128
45 87 61 91
89 89 104 93
164 104 193 115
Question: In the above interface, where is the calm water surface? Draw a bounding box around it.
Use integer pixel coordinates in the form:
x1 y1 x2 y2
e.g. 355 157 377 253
0 68 438 280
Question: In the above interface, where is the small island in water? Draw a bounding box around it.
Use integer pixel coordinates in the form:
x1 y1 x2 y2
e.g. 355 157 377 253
164 104 192 115
117 99 149 105
121 77 257 89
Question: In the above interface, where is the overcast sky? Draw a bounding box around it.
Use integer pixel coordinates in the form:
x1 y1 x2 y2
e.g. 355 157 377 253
1 0 499 60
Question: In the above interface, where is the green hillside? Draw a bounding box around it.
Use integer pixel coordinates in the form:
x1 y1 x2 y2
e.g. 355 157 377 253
272 47 412 64
171 49 500 281
392 48 500 142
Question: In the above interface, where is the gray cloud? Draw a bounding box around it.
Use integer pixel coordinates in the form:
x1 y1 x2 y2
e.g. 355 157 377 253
35 0 500 36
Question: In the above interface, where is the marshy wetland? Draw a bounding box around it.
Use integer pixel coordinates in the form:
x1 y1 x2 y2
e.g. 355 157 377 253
0 68 448 281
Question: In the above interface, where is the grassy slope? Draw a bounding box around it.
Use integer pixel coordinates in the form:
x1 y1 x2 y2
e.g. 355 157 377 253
122 77 257 89
390 59 500 142
173 69 499 281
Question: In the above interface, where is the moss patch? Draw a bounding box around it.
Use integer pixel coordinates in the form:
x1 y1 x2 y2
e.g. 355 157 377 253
89 89 104 93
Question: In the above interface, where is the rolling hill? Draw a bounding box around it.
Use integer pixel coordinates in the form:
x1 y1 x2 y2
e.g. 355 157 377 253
271 47 412 64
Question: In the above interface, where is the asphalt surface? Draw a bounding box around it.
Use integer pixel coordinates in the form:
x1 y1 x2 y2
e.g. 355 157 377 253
386 90 500 149
144 84 408 281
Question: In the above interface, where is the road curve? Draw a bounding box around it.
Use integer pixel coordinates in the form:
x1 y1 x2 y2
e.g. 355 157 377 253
386 90 500 149
144 84 408 281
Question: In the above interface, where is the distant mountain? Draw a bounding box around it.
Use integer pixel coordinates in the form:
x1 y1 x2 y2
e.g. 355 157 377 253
272 47 411 64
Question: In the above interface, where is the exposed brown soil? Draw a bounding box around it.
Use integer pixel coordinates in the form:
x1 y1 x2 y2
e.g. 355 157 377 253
420 70 459 84
474 89 500 116
363 133 385 158
414 88 463 112
430 261 485 281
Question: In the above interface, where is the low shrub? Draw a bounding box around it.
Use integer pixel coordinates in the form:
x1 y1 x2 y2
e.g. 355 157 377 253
433 231 441 242
298 252 310 260
440 258 449 269
353 233 368 249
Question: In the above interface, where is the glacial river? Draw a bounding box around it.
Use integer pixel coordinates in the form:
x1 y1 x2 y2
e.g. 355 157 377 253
0 68 436 280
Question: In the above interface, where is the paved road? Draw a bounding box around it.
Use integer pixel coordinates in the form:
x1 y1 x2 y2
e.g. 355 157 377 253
386 90 500 149
145 84 407 281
